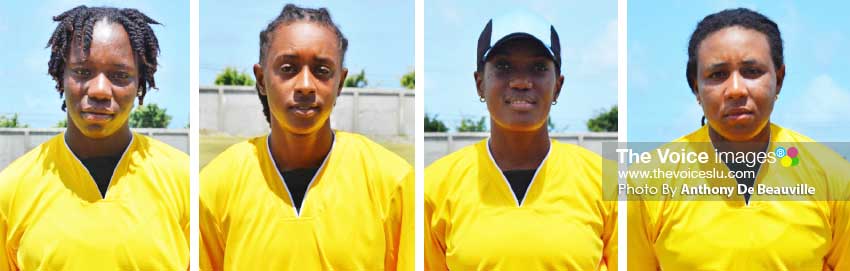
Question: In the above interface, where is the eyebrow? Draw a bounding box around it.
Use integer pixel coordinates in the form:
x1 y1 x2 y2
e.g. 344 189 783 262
273 53 338 65
67 61 134 69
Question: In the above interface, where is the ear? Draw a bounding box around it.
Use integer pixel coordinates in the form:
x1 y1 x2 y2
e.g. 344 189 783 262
337 67 349 97
253 63 266 96
474 70 484 99
775 64 785 96
553 74 564 102
692 78 702 104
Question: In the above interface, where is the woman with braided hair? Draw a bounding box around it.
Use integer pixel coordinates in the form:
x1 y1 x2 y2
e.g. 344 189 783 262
0 5 188 270
200 3 412 270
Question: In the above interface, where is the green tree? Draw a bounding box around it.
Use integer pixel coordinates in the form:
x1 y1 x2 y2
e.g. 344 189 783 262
587 105 617 132
214 67 255 86
457 116 487 132
344 69 368 88
548 116 555 132
0 113 28 128
130 103 172 128
55 119 67 128
401 71 414 90
425 113 448 132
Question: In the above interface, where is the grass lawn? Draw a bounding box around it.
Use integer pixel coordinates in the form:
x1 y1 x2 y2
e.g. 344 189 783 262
200 134 413 169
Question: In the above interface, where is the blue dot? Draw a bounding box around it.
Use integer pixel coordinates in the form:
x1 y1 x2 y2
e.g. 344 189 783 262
775 147 786 158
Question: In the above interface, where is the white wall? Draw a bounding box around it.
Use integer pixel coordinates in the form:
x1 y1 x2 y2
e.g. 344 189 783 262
0 128 188 169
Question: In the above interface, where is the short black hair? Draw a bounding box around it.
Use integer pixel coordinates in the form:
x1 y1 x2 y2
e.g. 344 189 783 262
686 8 783 93
256 4 348 123
47 5 161 111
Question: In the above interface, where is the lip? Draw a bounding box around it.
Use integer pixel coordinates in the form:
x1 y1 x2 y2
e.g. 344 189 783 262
504 98 537 111
723 108 754 121
288 104 320 118
80 111 114 122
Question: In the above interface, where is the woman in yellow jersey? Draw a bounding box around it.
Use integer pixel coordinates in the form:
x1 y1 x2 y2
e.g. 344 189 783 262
424 10 617 270
627 8 850 271
199 4 413 270
0 6 188 270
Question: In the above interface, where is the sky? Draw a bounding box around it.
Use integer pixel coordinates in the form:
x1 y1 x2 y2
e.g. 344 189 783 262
200 0 414 88
629 0 850 143
0 0 189 128
425 0 618 132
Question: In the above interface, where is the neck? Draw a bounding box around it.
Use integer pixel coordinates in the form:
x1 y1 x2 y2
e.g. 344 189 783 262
269 120 334 172
709 123 771 154
65 121 132 159
489 122 550 171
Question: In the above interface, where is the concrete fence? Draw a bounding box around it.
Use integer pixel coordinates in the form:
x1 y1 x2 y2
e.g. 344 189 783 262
425 132 618 165
200 86 415 139
0 128 189 169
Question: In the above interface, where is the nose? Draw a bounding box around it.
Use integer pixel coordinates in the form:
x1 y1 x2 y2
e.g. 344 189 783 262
294 66 317 95
724 71 747 100
87 73 113 101
509 75 533 90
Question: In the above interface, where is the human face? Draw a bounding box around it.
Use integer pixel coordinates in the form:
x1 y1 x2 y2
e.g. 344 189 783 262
695 26 784 141
64 19 138 139
475 38 563 132
254 22 347 135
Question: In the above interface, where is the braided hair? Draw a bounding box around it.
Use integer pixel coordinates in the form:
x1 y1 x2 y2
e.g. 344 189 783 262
256 4 348 123
46 5 161 111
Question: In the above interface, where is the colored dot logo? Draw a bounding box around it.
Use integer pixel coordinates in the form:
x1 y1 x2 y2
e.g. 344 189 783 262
778 146 800 167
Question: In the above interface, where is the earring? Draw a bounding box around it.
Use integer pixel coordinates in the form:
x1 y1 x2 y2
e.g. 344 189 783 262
479 97 485 103
552 100 558 105
775 95 779 100
137 90 143 97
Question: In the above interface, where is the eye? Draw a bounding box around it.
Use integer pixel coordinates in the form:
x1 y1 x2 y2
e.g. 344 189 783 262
110 72 130 80
707 71 728 80
533 62 549 72
494 61 511 72
314 65 333 77
280 63 296 73
741 67 763 78
72 68 91 77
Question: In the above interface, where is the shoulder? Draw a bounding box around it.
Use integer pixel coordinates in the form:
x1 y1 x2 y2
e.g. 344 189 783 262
425 140 483 200
335 131 412 185
133 133 188 168
0 134 63 191
200 136 265 189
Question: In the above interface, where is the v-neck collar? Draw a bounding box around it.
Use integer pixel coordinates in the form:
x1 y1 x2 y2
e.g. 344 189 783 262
265 131 336 217
484 138 552 207
62 132 135 200
704 125 775 207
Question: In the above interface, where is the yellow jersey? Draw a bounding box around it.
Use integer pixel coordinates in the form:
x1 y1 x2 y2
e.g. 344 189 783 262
425 139 617 271
0 133 189 270
628 123 850 271
200 131 413 270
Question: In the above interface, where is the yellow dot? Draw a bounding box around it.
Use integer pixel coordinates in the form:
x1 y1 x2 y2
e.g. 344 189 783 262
780 156 792 167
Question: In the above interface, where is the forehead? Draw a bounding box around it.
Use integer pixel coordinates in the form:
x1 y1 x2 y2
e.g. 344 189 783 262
267 21 340 57
697 26 772 65
67 19 135 64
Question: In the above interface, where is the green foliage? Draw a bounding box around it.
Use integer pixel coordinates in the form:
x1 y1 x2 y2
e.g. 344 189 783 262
344 69 368 88
457 116 487 132
130 103 172 128
587 105 618 132
401 71 415 90
548 116 555 132
424 113 448 132
214 67 255 86
55 119 67 128
0 113 28 128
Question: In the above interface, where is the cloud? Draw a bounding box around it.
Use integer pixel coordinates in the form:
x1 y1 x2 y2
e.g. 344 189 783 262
567 19 617 86
779 74 850 128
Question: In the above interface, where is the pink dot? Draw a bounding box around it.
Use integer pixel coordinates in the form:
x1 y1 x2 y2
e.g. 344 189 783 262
787 147 798 158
